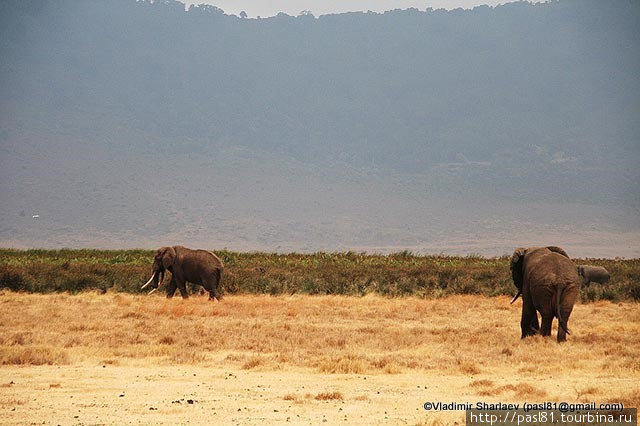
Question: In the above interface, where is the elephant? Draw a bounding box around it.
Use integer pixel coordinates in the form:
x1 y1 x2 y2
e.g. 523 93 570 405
578 265 611 285
141 246 224 300
509 246 580 342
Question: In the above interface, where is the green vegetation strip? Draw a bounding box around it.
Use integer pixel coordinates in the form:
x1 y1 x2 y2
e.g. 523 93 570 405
0 249 638 301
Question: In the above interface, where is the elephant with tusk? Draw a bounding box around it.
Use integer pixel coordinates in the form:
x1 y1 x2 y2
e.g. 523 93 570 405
578 265 611 285
141 246 224 301
509 246 580 343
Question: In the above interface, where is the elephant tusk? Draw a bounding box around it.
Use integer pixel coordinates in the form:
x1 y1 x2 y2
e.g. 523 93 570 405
510 290 522 304
148 288 158 295
141 272 156 290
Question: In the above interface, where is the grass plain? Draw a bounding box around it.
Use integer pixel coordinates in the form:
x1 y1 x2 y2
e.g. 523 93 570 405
0 292 638 425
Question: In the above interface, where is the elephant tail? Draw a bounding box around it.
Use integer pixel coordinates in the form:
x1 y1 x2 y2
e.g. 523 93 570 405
215 267 223 294
556 283 570 335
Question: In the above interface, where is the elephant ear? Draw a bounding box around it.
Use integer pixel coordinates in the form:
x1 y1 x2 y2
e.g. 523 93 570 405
510 248 525 270
161 246 176 269
546 246 570 259
510 247 526 290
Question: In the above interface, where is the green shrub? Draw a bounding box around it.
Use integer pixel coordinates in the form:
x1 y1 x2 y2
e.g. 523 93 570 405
0 249 638 301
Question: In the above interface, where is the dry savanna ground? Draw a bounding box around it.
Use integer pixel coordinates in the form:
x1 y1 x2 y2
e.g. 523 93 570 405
0 292 639 425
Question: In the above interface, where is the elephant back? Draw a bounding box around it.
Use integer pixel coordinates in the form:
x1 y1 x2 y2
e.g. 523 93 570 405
523 247 579 286
207 251 224 269
578 265 610 284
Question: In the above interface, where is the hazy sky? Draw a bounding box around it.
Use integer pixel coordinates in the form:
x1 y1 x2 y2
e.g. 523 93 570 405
184 1 542 17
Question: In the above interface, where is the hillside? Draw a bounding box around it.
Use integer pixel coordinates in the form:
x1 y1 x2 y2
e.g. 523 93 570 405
0 0 639 255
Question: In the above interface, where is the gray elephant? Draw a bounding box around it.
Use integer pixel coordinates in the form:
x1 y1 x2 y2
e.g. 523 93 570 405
141 246 224 300
578 265 611 285
509 246 580 342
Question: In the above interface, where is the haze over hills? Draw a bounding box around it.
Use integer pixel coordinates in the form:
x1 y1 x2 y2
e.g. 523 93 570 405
0 0 639 256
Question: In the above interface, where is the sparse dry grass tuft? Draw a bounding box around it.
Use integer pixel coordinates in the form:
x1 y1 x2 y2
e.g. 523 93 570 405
0 397 26 408
609 389 640 408
507 383 547 399
316 356 367 374
470 379 494 388
370 356 402 374
575 386 599 400
224 353 245 362
158 336 175 345
0 346 69 365
314 391 343 401
169 349 206 364
477 383 548 399
415 418 447 426
457 359 481 375
242 356 265 370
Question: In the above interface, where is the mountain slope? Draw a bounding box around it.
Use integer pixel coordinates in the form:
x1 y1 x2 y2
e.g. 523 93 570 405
0 0 639 255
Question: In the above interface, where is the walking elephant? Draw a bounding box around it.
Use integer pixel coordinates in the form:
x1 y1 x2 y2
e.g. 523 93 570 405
578 265 611 285
141 246 224 301
509 246 580 342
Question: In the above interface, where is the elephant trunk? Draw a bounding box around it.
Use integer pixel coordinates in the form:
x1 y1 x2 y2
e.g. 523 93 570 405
510 289 522 304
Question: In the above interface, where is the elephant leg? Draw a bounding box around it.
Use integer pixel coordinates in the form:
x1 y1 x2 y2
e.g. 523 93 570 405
557 324 567 342
202 270 222 302
520 300 539 338
177 280 189 299
169 269 188 299
208 280 222 302
207 286 218 301
529 312 540 334
540 315 553 337
202 281 219 301
166 277 177 299
557 285 578 343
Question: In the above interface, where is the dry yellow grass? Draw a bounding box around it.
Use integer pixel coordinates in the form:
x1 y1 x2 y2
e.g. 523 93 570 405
1 292 638 375
314 391 344 401
0 291 638 424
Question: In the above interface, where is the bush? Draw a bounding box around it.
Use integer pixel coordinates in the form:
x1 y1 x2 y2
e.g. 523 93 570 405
0 270 29 291
0 249 638 301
